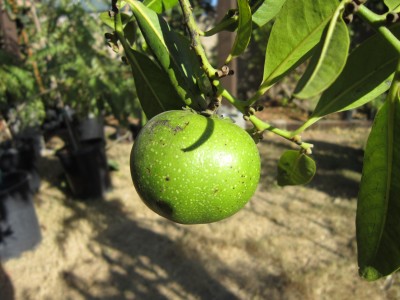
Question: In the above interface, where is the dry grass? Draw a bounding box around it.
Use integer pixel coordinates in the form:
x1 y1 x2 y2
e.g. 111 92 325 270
2 126 400 300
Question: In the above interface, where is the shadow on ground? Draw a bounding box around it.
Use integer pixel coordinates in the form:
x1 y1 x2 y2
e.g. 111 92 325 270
307 140 364 198
55 196 238 299
54 193 306 299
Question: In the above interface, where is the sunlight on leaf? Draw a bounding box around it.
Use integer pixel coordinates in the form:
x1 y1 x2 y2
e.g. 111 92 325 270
225 0 252 63
384 0 400 11
127 0 207 111
259 0 337 94
143 0 179 13
252 0 287 28
294 3 349 99
309 25 400 122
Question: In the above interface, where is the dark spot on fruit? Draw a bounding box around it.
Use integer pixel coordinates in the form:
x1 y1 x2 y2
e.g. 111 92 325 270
165 176 170 181
213 188 219 194
149 119 170 132
155 200 173 216
146 167 151 174
173 126 183 133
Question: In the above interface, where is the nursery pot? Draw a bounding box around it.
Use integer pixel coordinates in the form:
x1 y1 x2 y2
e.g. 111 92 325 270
0 171 42 261
56 139 111 199
74 117 105 142
0 142 41 194
15 128 42 170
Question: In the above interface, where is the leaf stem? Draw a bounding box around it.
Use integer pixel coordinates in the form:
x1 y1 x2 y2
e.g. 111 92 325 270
291 117 321 136
357 4 400 53
219 87 313 152
178 0 218 79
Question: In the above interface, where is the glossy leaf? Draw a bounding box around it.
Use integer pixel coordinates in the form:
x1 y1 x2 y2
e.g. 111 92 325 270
384 0 400 11
226 0 252 63
127 0 207 110
294 4 349 99
252 0 287 28
143 0 179 13
308 25 400 125
110 11 184 118
356 79 400 280
128 49 184 118
259 0 337 94
204 0 286 36
277 150 316 186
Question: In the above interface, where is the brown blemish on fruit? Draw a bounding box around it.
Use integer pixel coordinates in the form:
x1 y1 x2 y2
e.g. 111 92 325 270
155 200 173 216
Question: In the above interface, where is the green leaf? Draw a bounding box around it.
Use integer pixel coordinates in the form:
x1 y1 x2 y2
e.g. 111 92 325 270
384 0 400 11
101 11 137 46
251 0 287 28
127 49 184 118
259 0 337 94
127 0 207 111
356 78 400 280
226 0 252 63
294 4 349 99
100 11 132 29
112 11 184 118
204 10 238 36
308 25 400 125
143 0 179 13
204 0 286 36
277 150 316 186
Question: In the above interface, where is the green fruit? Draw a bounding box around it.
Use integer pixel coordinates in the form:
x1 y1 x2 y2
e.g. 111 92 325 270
130 110 261 224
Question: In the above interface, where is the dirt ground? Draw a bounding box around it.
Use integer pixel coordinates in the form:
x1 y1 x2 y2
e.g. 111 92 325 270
2 125 400 300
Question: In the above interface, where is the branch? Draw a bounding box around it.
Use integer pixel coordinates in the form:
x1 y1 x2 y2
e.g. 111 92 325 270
178 0 218 79
178 0 313 152
356 4 400 53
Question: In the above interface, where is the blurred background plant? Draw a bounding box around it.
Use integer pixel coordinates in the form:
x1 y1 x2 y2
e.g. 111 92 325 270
1 0 143 136
0 49 44 133
30 0 141 125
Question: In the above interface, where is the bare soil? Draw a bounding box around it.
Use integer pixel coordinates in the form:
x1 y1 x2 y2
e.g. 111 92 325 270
2 126 400 300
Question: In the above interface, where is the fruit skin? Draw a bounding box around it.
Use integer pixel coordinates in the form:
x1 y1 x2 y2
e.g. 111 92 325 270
130 110 261 224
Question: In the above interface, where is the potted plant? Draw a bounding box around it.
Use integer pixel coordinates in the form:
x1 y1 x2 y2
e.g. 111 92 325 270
29 1 117 199
0 48 45 193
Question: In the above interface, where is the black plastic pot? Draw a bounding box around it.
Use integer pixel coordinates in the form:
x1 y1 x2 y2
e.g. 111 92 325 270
0 131 42 194
0 148 19 172
74 117 105 142
0 171 42 261
56 139 111 199
14 129 42 170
